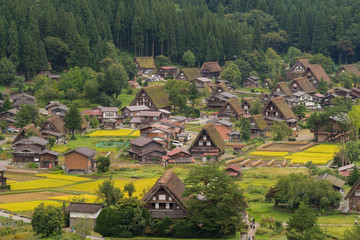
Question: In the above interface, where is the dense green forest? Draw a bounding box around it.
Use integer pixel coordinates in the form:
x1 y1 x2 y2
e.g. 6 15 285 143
0 0 359 75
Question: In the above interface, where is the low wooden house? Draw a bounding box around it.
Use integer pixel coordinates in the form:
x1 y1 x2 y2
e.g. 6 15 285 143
312 113 352 142
0 109 18 125
336 64 360 77
130 85 171 111
289 77 316 94
127 137 165 163
344 178 360 212
242 97 256 114
141 126 173 149
40 116 66 143
287 91 315 108
102 119 117 130
313 93 324 104
64 147 97 174
271 82 293 99
261 92 271 104
134 57 156 75
263 79 273 89
218 99 244 121
130 111 164 128
195 77 212 91
215 80 234 91
338 164 355 177
212 119 233 141
200 62 222 79
207 83 238 109
121 105 150 119
0 166 7 186
188 123 226 161
176 68 202 82
225 165 242 177
10 93 36 108
303 64 331 88
287 59 311 80
261 96 298 129
314 173 345 192
161 148 194 167
157 66 178 78
243 76 259 88
65 203 103 229
250 114 269 138
39 149 60 169
49 105 68 118
142 169 187 219
350 87 360 99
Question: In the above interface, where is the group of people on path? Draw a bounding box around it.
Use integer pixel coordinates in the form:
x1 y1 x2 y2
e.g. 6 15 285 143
244 213 256 240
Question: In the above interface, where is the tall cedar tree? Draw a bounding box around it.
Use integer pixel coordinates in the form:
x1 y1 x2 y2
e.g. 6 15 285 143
64 105 82 136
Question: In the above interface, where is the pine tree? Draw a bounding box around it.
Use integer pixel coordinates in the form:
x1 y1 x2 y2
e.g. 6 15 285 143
64 105 82 138
0 17 8 57
252 18 263 51
7 21 19 69
298 18 310 52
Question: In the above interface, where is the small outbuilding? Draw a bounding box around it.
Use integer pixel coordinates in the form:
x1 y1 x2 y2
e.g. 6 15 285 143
65 203 103 229
225 165 242 177
64 147 97 174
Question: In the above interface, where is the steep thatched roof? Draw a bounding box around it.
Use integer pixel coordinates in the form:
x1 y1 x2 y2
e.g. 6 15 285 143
272 82 293 97
200 62 222 73
135 57 156 69
337 64 360 76
243 97 256 108
265 96 297 120
220 99 244 115
143 85 170 109
305 65 330 83
180 68 202 81
189 123 226 152
291 77 316 94
252 114 269 130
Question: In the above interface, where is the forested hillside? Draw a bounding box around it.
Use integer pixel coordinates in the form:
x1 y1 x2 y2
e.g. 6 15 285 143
0 0 359 76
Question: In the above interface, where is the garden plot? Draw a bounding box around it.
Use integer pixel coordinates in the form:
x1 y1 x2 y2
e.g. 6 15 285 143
285 144 339 165
256 142 313 152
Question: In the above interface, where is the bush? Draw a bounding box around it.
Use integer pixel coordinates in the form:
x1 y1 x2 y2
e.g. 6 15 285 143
26 162 38 168
154 217 173 237
0 135 5 140
171 220 199 238
51 166 63 171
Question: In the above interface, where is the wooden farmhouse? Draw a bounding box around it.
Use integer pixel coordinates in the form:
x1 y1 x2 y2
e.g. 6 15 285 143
243 76 260 88
161 148 194 167
336 64 360 77
261 92 271 104
215 79 234 90
188 123 226 161
65 203 103 229
350 87 360 99
0 108 17 125
12 136 60 169
314 173 345 192
261 96 298 129
263 78 273 89
40 116 66 143
10 93 36 108
321 87 352 107
130 85 171 111
130 111 164 129
207 83 238 109
250 114 269 138
127 136 165 163
200 62 222 79
225 165 242 177
157 66 178 78
141 125 173 149
195 77 212 91
287 91 316 109
289 77 316 94
0 166 7 187
311 113 352 142
303 64 331 88
121 105 150 119
176 68 202 81
287 59 311 80
344 178 360 212
64 147 97 174
242 97 256 114
142 169 187 219
45 101 68 117
134 57 156 75
212 119 233 141
271 82 293 99
218 99 244 121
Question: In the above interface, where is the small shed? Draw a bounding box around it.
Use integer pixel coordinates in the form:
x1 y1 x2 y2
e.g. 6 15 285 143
65 203 103 229
0 166 7 186
225 165 242 177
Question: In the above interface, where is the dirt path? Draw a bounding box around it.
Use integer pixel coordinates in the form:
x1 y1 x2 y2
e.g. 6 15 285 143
0 210 31 223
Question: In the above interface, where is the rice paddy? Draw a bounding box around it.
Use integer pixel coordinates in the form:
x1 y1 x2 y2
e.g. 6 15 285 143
251 151 289 157
0 200 63 212
89 129 139 137
10 179 74 191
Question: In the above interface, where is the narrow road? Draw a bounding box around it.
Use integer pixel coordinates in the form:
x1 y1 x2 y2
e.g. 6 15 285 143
0 210 31 223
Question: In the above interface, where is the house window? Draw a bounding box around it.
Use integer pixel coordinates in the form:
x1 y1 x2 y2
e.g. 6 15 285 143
355 191 360 197
142 93 145 96
266 112 269 115
270 106 273 110
277 88 280 91
55 111 60 115
166 203 170 209
169 197 172 201
275 112 278 116
155 203 159 209
154 117 157 120
149 103 152 106
153 197 156 201
207 141 211 146
203 136 207 140
159 195 166 200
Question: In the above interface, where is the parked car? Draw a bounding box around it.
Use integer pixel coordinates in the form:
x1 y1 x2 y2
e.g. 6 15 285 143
7 128 19 133
171 140 183 147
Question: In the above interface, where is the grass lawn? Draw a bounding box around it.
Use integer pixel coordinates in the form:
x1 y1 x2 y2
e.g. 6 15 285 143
246 202 291 222
118 89 138 108
186 123 203 132
120 232 241 240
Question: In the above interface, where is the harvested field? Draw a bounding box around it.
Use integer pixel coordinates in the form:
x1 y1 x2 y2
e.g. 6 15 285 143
0 191 70 204
0 200 63 212
10 179 74 190
257 142 310 152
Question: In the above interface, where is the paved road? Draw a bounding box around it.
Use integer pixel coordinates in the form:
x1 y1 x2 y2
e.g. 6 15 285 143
0 210 31 223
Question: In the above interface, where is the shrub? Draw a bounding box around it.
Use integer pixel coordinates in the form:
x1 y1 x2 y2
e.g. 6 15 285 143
0 135 5 140
51 166 63 171
171 220 199 238
26 162 37 168
154 217 173 237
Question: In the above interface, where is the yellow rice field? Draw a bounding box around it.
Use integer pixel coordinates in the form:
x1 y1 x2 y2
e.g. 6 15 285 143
89 129 139 137
36 174 91 182
251 151 289 157
51 145 70 153
63 178 157 198
48 194 99 203
10 179 74 190
0 200 63 212
285 144 339 165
